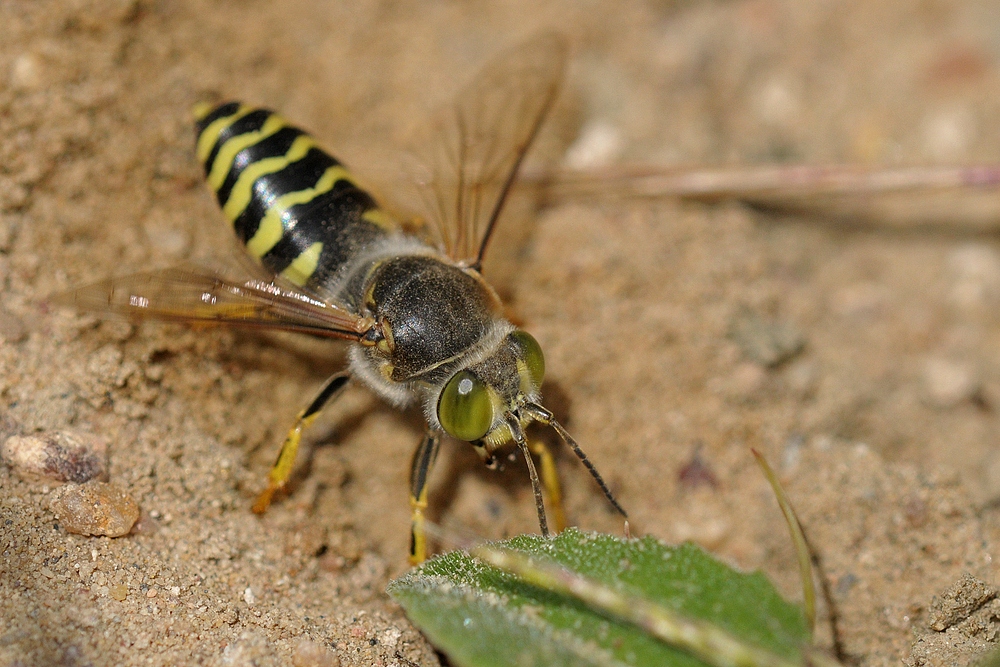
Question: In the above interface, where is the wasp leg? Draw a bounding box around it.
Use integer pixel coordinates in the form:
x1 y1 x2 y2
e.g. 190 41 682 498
528 439 566 533
408 431 442 565
252 372 351 514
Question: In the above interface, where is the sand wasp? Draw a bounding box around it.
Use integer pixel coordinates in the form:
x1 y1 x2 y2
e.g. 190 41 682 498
59 34 626 563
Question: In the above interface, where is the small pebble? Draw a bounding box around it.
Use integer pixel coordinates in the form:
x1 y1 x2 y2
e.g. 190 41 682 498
836 573 858 595
752 75 800 125
926 46 990 86
563 119 623 169
677 446 718 489
50 481 139 537
729 361 767 399
292 638 341 667
109 583 128 601
143 212 190 256
921 106 974 161
783 360 817 398
0 308 27 343
2 430 108 483
218 631 277 667
831 282 886 319
728 307 804 367
922 357 979 408
672 517 730 550
928 573 996 631
948 244 1000 309
893 488 925 524
380 627 401 648
10 53 43 91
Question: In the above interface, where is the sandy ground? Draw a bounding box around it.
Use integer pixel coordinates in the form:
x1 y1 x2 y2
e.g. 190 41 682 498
5 1 1000 665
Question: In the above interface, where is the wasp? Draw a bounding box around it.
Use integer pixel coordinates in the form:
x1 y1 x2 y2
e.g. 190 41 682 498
59 34 626 563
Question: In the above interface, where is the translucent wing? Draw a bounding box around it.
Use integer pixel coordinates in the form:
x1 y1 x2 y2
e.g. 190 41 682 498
55 267 374 341
409 33 568 269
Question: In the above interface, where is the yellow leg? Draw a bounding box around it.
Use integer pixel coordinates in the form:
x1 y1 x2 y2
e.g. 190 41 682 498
252 372 350 514
409 492 429 566
528 439 566 533
408 432 441 565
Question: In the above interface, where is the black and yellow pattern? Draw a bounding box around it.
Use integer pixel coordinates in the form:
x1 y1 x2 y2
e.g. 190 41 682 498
64 36 627 566
193 102 395 289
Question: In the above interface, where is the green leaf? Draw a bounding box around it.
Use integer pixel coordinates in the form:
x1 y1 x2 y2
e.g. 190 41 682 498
387 528 811 667
972 646 1000 667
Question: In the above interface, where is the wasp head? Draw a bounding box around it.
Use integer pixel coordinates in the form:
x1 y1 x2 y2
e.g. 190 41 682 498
431 326 627 530
434 329 544 453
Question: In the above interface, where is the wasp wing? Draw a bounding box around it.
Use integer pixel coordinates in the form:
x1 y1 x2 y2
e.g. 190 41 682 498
409 33 568 270
55 267 373 341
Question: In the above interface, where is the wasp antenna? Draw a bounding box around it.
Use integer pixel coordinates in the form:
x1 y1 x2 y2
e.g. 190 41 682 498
525 402 628 518
507 415 550 537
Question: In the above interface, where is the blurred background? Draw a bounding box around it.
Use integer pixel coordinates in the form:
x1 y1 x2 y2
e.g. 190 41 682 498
4 1 1000 665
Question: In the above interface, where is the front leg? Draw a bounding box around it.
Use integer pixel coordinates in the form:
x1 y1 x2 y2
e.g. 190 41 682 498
408 430 442 564
252 371 352 514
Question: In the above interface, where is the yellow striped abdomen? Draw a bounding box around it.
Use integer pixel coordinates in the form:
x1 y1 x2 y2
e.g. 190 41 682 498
193 102 395 289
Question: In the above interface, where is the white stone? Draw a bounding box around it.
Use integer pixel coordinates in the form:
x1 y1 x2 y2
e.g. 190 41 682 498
922 357 978 408
564 120 623 169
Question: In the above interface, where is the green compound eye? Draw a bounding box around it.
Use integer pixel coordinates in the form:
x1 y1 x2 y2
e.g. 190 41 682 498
511 330 545 390
438 370 494 441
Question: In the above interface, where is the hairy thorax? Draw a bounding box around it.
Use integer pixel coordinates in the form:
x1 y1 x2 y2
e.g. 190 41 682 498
348 254 507 406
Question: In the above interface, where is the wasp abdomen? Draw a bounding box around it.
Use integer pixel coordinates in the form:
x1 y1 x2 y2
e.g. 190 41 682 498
193 102 396 289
